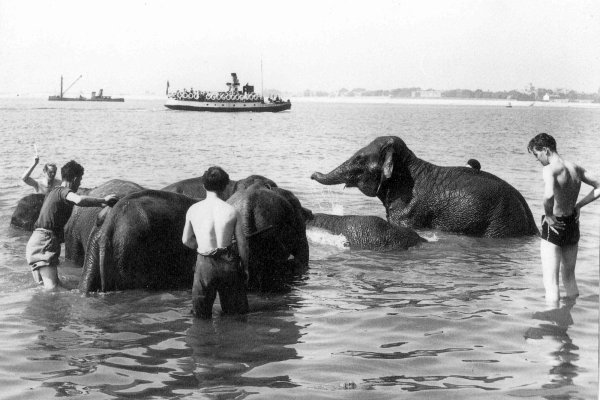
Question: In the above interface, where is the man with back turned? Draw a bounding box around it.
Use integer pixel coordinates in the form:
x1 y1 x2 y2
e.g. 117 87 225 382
182 166 249 318
528 133 600 308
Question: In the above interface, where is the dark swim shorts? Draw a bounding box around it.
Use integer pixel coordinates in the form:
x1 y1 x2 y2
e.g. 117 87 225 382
541 213 580 247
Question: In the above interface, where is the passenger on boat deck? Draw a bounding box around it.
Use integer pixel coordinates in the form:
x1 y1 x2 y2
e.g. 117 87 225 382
22 156 59 194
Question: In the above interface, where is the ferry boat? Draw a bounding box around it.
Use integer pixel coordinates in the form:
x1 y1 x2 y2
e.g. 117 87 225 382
48 76 124 102
164 73 291 112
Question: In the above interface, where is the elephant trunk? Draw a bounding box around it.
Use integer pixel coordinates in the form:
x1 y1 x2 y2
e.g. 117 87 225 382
311 160 352 185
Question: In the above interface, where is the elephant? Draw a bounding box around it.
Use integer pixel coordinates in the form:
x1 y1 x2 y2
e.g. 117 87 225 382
226 183 310 292
80 176 309 311
64 179 145 266
78 189 197 292
10 193 45 231
311 136 538 238
307 213 426 251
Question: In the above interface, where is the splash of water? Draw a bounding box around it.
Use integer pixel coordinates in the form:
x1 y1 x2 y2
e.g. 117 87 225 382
306 227 349 249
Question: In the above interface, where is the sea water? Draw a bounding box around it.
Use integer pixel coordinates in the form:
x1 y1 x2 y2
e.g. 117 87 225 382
0 97 598 399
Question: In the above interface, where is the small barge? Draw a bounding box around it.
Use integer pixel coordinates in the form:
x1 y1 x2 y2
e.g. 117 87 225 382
48 76 124 102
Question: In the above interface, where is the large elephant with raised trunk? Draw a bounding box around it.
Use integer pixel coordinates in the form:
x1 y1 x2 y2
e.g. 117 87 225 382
307 213 426 251
311 136 538 238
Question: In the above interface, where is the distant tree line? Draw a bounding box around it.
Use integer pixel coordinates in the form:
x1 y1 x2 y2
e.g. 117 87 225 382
300 86 600 102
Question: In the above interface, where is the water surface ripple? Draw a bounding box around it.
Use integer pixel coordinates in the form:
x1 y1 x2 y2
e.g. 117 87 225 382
0 98 598 399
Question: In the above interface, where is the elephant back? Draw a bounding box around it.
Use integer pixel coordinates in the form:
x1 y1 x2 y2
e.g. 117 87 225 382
436 167 538 237
64 179 145 266
161 177 207 200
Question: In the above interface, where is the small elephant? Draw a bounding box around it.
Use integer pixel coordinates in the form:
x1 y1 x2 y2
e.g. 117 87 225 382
311 136 538 238
307 213 425 251
78 189 198 292
64 179 145 266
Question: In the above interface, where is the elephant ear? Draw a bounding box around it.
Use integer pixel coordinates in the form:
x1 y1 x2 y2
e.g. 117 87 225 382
377 143 395 193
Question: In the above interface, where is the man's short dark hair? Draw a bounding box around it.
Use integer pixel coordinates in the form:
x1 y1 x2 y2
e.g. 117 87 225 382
61 160 84 182
203 166 230 192
466 158 481 171
527 133 557 153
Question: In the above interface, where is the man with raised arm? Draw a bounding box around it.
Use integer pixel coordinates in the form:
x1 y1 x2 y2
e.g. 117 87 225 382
26 160 119 290
182 166 249 318
528 133 600 308
22 155 60 194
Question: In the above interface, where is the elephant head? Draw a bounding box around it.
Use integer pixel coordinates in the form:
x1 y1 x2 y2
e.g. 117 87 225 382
311 136 415 198
227 184 309 291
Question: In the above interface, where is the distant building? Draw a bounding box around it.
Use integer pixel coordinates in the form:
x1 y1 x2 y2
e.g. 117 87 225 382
411 89 442 98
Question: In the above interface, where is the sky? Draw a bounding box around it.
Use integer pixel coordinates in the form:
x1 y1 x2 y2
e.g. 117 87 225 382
1 0 599 96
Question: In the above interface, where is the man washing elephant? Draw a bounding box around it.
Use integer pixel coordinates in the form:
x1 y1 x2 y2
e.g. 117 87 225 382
25 160 119 291
182 166 250 318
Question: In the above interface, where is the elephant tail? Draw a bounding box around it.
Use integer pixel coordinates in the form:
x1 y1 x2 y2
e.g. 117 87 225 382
97 214 122 292
78 219 118 293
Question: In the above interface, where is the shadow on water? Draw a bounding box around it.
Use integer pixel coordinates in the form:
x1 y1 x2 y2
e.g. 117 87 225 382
20 288 305 398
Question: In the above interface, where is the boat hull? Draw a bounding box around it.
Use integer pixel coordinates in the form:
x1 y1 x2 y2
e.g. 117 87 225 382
164 98 291 112
48 96 124 102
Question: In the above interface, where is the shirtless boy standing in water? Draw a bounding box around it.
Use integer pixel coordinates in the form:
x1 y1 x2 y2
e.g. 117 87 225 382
182 166 249 318
528 133 600 308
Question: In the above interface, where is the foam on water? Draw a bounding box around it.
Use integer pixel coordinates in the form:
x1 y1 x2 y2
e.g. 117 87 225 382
306 226 349 249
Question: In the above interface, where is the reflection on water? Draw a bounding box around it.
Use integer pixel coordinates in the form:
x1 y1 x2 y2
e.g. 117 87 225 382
0 99 597 399
523 300 580 398
19 290 305 398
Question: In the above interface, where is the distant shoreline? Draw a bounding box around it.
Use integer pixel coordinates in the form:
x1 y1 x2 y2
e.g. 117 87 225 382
2 94 599 109
293 96 600 108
